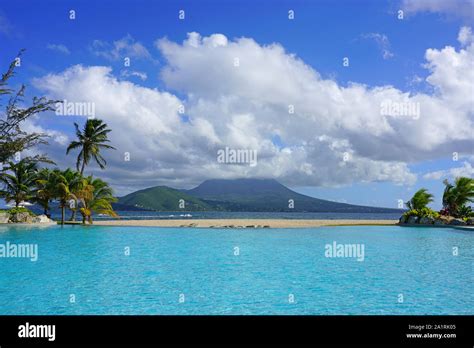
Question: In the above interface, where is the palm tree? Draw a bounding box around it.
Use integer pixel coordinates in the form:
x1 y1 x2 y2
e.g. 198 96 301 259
66 171 85 222
54 169 82 225
442 177 474 217
0 159 37 207
406 188 434 210
35 168 59 216
442 179 455 214
458 205 474 218
66 119 116 175
77 176 118 224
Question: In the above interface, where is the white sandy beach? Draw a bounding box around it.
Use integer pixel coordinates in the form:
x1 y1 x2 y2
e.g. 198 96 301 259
95 219 398 228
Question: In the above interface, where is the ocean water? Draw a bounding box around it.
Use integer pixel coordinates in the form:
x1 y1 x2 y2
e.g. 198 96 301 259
32 208 403 221
94 211 404 221
0 224 472 315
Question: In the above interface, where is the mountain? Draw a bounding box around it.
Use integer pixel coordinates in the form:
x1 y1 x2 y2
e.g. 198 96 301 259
117 178 402 213
118 186 212 211
187 178 400 213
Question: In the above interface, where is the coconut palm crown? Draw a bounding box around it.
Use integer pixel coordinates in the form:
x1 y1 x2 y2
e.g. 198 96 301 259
77 176 117 224
406 188 434 211
0 159 38 207
442 177 474 217
66 118 115 175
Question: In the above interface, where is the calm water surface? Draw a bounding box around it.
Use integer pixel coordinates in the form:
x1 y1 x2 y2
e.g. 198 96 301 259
0 224 472 315
41 210 404 221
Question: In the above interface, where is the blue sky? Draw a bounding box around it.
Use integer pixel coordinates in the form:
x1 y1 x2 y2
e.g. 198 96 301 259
1 1 465 89
0 0 473 209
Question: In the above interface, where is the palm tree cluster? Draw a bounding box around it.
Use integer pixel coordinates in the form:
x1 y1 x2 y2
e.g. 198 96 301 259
405 177 474 219
441 177 474 218
0 55 117 225
0 118 118 225
0 159 38 208
405 188 434 211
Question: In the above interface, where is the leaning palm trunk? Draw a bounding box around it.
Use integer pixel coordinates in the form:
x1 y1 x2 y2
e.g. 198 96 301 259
61 205 65 225
80 160 86 176
80 211 86 224
80 207 91 225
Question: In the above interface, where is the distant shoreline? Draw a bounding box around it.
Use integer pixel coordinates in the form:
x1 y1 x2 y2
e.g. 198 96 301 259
95 219 399 228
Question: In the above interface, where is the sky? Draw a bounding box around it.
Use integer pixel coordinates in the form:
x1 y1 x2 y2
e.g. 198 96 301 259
0 0 473 209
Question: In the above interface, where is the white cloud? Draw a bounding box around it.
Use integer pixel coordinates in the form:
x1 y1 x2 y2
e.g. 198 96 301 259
424 30 474 108
156 31 472 157
91 34 154 62
47 44 70 55
458 26 473 46
423 161 474 180
402 0 474 20
22 119 69 146
361 33 394 59
31 29 474 193
120 69 148 81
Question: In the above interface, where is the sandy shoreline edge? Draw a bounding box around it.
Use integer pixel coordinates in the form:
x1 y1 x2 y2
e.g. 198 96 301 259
95 219 399 228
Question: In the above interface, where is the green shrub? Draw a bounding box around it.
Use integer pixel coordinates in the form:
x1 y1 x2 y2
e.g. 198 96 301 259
7 207 36 216
457 205 474 219
403 209 417 218
403 207 439 219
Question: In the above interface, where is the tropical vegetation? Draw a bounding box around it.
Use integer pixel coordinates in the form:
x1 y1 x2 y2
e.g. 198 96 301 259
0 53 118 225
405 188 434 211
401 177 474 225
441 177 474 218
5 206 35 216
0 50 56 165
402 207 439 220
0 159 38 208
0 162 117 225
76 176 118 224
35 168 59 216
66 119 116 175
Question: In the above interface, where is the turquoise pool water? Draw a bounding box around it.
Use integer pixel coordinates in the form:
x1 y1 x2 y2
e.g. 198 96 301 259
0 225 472 315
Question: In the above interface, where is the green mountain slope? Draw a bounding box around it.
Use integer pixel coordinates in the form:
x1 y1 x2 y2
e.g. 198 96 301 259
118 186 212 211
187 178 401 213
117 178 402 213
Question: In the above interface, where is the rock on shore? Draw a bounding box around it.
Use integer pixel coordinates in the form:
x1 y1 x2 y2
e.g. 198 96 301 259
0 211 55 225
399 214 471 226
